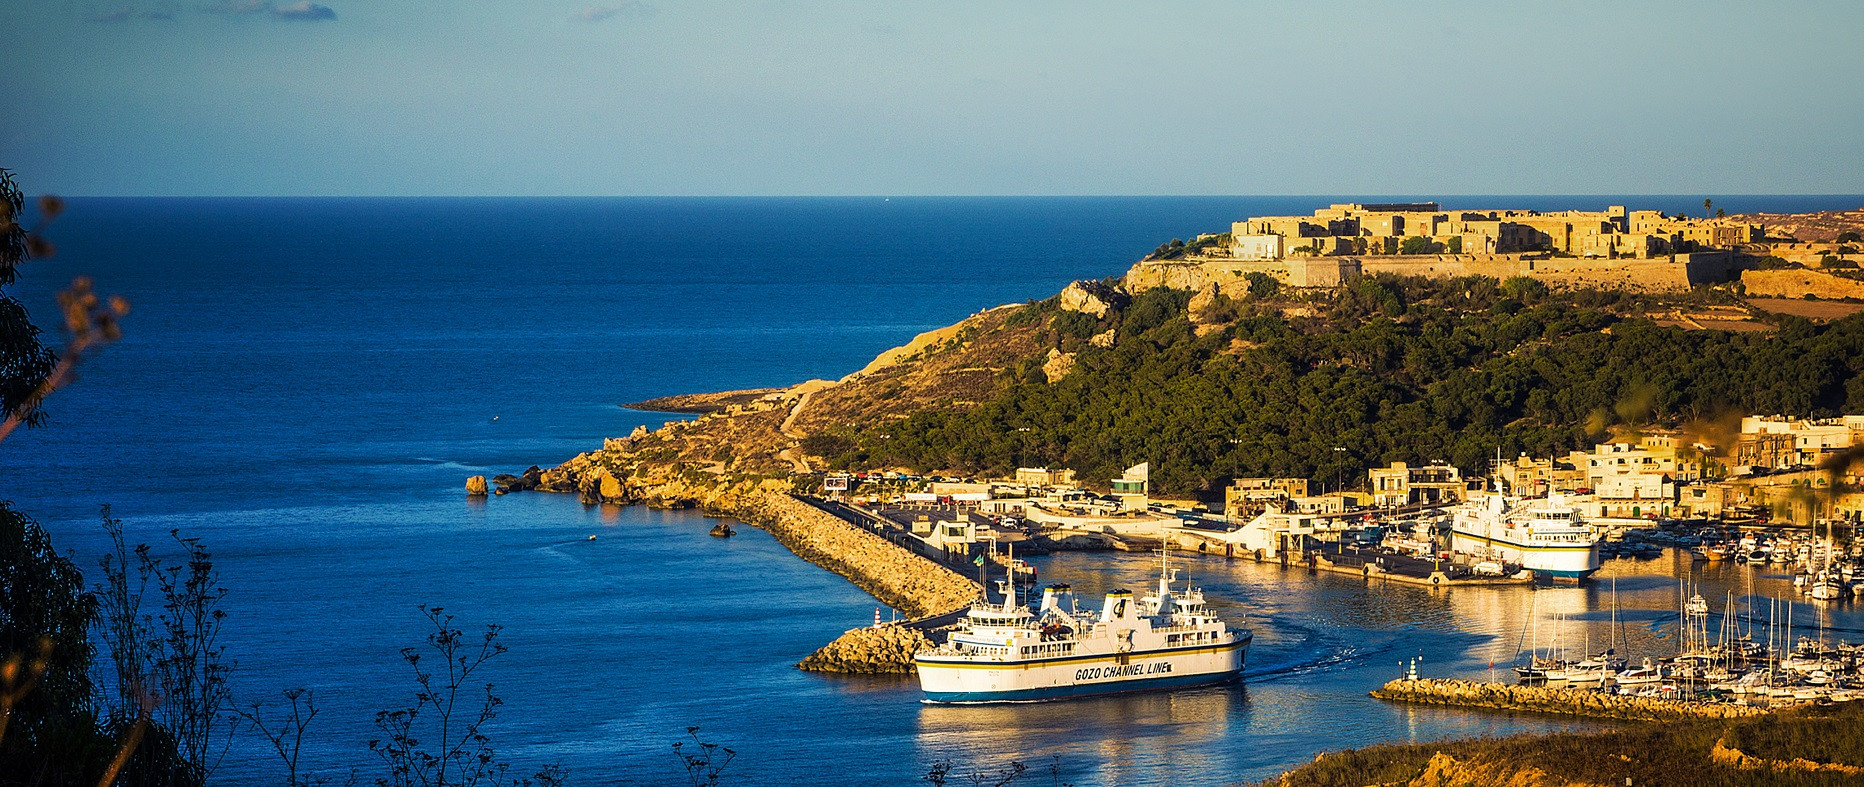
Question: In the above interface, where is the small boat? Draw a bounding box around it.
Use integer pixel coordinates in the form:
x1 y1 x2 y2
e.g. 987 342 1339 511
587 535 597 541
1616 658 1665 686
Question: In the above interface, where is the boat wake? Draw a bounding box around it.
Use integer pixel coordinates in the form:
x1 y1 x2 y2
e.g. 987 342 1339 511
1243 631 1393 682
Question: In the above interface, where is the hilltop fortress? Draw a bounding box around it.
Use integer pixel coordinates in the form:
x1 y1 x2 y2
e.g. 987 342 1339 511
1127 201 1772 293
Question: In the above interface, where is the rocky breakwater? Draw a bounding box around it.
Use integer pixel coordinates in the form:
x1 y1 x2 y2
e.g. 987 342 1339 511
1371 678 1771 723
797 623 934 674
527 447 978 672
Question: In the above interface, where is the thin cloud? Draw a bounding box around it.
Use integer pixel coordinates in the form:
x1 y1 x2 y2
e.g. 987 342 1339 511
89 6 137 22
87 5 181 22
195 0 335 20
272 1 335 20
574 2 655 23
200 0 268 14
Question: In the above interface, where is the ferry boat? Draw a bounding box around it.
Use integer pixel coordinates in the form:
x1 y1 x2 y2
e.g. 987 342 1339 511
1450 491 1601 580
913 566 1250 703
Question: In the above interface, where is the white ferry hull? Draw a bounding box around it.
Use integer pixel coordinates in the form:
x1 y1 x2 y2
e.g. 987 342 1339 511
1451 530 1599 578
916 639 1246 703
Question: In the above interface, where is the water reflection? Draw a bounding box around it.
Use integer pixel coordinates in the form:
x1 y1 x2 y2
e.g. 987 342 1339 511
918 686 1244 784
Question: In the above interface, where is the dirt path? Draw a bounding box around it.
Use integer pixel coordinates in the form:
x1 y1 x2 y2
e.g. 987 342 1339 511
779 388 817 439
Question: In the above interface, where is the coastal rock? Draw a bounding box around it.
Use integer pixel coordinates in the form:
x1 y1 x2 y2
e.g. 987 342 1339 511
709 522 735 537
492 465 545 494
1041 347 1076 382
798 623 933 674
1058 280 1125 318
465 475 488 496
1186 282 1219 317
630 424 649 440
598 472 623 501
1088 328 1115 348
1404 752 1571 787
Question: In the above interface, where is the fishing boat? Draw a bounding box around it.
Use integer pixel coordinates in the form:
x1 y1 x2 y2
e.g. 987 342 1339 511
914 556 1250 703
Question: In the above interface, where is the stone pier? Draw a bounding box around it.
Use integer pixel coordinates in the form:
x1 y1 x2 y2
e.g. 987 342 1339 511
1371 678 1771 722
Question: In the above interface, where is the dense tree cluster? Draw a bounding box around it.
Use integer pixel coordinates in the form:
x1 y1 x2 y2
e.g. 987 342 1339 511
842 275 1864 497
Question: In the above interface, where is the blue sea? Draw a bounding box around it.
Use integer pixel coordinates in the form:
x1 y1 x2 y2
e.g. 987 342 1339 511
6 195 1864 785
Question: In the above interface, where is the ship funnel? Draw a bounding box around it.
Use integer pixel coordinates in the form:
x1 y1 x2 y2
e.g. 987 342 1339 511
1040 586 1059 613
1100 590 1132 623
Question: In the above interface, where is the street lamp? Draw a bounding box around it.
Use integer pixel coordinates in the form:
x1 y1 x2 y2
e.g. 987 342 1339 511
1333 447 1348 494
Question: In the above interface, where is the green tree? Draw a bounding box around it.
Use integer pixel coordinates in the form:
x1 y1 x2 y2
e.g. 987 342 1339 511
0 170 58 430
1399 236 1432 255
0 501 105 783
1500 276 1549 301
1244 272 1281 298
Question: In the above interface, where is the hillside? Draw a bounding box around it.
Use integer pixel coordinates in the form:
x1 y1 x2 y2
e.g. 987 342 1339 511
547 225 1864 500
1724 208 1864 242
1263 700 1864 786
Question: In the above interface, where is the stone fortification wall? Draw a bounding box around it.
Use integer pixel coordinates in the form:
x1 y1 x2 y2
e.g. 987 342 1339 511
1356 254 1532 280
1123 252 1741 295
1741 269 1864 300
1122 258 1286 296
1522 257 1694 292
1371 678 1770 722
1758 242 1863 266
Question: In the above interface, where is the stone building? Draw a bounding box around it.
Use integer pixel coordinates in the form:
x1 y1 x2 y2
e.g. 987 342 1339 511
1368 461 1465 507
1226 202 1760 262
1736 415 1864 470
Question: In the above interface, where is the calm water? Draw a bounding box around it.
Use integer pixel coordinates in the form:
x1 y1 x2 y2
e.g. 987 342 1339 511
6 196 1864 785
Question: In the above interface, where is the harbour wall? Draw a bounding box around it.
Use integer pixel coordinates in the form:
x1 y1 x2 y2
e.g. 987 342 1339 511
530 451 980 672
741 492 980 621
1371 678 1771 723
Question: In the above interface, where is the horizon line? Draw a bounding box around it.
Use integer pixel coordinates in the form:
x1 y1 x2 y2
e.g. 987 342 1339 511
28 193 1864 200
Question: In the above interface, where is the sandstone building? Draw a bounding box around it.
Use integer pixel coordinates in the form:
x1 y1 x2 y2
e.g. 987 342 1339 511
1125 201 1770 294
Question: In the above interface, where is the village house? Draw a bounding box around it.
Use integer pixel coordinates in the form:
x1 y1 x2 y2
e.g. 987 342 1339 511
1367 461 1465 507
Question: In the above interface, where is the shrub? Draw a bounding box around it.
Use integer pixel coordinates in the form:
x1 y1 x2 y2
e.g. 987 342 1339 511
1244 272 1281 298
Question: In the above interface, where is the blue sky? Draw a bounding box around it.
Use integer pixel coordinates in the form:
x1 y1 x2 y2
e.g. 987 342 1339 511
5 1 1862 196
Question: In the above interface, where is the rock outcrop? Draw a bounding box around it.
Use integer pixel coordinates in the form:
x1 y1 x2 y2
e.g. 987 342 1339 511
465 475 488 496
1741 268 1864 300
491 466 543 494
1058 280 1125 318
1041 347 1076 382
1401 752 1587 787
1710 731 1864 776
797 623 934 674
1371 678 1770 722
